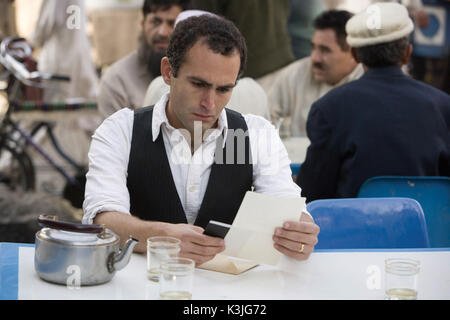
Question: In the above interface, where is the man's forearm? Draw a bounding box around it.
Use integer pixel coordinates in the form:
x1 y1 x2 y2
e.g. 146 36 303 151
93 211 226 265
94 211 167 253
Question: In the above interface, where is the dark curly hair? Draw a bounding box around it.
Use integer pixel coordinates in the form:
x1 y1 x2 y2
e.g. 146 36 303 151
355 37 410 68
314 10 354 51
166 14 247 79
142 0 191 17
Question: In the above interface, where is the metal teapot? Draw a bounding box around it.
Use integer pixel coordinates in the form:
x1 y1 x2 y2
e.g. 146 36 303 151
34 215 138 286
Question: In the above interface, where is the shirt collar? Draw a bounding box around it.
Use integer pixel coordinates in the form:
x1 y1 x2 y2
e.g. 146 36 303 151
363 66 406 78
152 92 229 148
335 63 364 87
151 93 171 142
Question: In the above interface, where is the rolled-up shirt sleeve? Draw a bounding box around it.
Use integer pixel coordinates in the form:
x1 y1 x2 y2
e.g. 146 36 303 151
82 109 134 224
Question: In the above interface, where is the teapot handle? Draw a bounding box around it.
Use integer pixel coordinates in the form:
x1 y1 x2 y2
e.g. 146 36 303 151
38 214 105 234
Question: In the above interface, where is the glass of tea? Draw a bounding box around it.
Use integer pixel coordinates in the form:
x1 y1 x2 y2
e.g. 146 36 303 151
147 236 181 282
159 257 195 300
385 258 420 300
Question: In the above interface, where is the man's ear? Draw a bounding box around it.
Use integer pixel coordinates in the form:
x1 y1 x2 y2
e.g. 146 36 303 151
401 43 413 66
351 47 360 63
161 57 172 85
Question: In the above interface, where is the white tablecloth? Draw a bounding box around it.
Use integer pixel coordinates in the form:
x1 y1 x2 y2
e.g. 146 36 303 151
18 247 450 300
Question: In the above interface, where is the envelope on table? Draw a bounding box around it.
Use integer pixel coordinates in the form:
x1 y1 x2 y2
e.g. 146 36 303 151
223 191 306 266
198 254 258 275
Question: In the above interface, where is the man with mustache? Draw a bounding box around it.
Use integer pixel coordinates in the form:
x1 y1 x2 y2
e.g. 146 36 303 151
268 10 364 138
297 2 450 202
97 0 191 119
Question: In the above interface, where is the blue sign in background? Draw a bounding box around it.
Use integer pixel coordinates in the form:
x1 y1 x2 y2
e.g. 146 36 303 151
412 0 450 58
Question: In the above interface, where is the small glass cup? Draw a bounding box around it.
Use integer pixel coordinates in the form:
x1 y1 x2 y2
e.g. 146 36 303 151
385 258 420 300
159 257 195 300
147 236 181 282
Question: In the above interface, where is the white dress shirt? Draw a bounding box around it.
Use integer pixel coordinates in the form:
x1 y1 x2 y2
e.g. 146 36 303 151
82 93 303 224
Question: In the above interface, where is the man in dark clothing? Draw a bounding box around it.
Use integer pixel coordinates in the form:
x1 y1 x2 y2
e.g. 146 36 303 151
297 2 450 202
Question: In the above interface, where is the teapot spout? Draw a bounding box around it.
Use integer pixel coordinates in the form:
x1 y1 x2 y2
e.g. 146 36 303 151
108 236 139 272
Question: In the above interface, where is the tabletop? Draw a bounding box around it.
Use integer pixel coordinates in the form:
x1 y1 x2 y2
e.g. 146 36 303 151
1 242 449 300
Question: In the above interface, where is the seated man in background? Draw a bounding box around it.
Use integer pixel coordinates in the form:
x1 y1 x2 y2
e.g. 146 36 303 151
268 10 364 138
83 15 319 265
297 2 450 202
97 0 190 118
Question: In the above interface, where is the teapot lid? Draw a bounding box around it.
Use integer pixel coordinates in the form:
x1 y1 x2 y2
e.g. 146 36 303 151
37 227 119 246
36 215 119 246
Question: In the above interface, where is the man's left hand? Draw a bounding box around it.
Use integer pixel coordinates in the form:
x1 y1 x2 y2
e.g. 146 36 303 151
272 212 319 261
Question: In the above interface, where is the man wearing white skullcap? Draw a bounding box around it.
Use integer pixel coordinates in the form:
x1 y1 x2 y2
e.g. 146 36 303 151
346 2 414 47
297 2 450 202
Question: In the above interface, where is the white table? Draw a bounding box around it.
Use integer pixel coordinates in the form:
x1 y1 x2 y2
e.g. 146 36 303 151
5 244 449 300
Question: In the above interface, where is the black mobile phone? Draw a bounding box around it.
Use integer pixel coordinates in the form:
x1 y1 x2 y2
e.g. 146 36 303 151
203 220 231 239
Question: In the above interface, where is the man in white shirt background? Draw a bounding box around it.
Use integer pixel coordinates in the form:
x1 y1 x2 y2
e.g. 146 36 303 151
83 15 319 266
97 0 190 119
268 10 364 138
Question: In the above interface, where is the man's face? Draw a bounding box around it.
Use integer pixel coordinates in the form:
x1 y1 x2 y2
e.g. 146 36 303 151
142 6 183 54
163 41 240 136
310 29 356 85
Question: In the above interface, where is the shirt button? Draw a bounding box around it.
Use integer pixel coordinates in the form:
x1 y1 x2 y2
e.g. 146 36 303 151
189 186 197 192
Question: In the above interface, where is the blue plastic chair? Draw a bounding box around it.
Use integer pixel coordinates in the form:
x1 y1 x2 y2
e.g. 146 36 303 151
306 198 430 249
290 163 302 177
357 176 450 248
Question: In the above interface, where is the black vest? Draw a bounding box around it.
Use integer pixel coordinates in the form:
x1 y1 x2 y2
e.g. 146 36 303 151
126 106 253 228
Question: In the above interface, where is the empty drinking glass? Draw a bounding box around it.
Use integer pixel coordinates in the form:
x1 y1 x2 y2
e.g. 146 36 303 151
385 258 420 300
147 236 181 282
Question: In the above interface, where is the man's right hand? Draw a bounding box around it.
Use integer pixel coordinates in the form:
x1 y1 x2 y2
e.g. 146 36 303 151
93 212 225 265
162 223 225 266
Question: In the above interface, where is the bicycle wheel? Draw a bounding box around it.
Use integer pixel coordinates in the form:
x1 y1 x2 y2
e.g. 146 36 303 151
0 144 35 191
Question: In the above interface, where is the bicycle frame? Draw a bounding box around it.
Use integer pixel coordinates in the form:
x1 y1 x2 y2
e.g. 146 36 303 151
13 123 79 185
0 37 89 189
